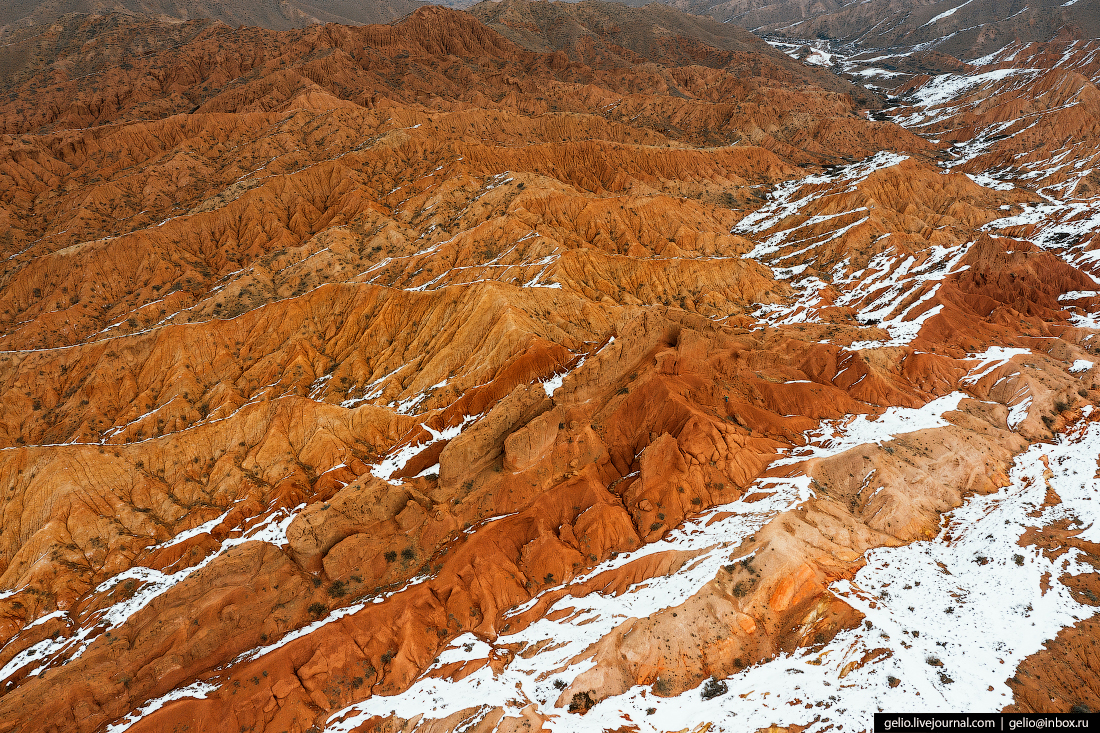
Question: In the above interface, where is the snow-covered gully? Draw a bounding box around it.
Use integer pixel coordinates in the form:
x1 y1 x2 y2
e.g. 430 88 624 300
325 409 1100 732
318 393 1044 731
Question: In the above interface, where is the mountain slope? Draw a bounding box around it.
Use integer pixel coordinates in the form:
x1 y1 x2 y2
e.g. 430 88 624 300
0 4 1099 733
0 0 426 34
669 0 1100 59
469 0 879 105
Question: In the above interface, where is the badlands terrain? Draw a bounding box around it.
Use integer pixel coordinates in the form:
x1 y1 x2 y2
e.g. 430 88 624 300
0 1 1099 731
0 0 430 35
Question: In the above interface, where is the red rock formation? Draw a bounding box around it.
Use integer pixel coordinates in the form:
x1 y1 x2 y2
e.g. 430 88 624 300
0 8 1097 733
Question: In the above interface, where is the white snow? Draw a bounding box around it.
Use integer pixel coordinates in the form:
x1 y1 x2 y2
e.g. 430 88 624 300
318 389 990 732
0 504 303 685
960 347 1029 385
964 172 1014 191
105 682 218 733
1008 394 1032 430
392 378 449 415
370 416 477 484
542 349 593 398
896 69 1035 124
774 392 966 466
541 373 565 397
737 153 968 348
154 508 234 551
323 414 1100 732
921 0 975 26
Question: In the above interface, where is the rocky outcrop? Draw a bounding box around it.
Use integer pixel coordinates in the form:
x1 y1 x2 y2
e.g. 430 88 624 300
0 7 1097 733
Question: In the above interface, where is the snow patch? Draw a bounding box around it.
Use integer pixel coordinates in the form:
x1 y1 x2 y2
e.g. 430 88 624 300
320 389 987 732
921 0 975 26
105 682 218 733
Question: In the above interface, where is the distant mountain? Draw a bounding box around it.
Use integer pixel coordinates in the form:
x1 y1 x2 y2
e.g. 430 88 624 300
0 0 427 33
469 0 769 60
469 0 880 104
664 0 1100 58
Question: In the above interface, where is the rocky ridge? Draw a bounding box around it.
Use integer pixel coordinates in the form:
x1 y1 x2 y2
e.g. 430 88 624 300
0 0 428 35
467 0 876 107
668 0 1099 62
0 5 1097 733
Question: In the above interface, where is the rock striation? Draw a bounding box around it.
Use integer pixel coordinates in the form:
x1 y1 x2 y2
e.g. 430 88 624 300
0 4 1098 733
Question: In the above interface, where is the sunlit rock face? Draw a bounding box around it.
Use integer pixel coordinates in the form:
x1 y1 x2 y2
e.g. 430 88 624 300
0 4 1099 732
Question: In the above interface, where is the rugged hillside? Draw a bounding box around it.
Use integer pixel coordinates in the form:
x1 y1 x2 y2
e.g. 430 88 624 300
669 0 1100 60
468 0 879 105
0 0 427 35
469 0 771 61
0 4 1098 733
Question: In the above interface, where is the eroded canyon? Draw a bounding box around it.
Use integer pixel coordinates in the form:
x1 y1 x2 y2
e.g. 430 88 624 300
0 5 1099 732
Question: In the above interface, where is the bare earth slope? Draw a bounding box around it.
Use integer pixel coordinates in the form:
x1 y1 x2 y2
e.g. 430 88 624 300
0 0 427 35
468 0 879 106
0 5 1099 733
667 0 1100 60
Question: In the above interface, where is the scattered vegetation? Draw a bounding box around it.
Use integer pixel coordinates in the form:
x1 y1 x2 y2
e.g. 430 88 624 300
569 691 595 713
701 677 728 700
